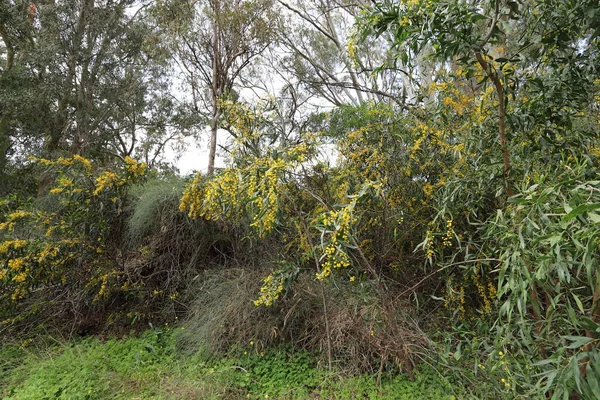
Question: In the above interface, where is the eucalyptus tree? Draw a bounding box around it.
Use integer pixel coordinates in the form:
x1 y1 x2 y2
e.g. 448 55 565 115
153 0 277 175
0 0 181 182
0 1 39 193
274 0 412 108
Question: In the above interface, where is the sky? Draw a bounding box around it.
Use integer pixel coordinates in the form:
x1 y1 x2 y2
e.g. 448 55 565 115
166 133 226 175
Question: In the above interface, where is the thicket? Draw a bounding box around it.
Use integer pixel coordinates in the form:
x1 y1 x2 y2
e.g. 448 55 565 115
1 0 600 398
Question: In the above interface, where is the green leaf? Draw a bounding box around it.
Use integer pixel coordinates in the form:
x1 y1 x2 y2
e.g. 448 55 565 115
562 203 600 222
453 343 462 361
572 293 585 314
563 335 595 349
579 317 600 332
588 212 600 224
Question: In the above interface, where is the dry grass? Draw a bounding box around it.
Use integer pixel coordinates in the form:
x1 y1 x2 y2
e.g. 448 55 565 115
178 268 429 374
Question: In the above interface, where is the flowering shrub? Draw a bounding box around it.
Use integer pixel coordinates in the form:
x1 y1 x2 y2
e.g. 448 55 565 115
180 100 462 308
0 156 146 329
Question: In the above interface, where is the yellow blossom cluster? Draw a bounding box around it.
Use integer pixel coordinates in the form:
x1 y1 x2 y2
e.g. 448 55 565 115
33 155 93 175
442 219 454 247
181 168 242 223
124 156 147 177
8 257 25 271
421 217 458 261
12 270 28 283
4 210 33 223
422 182 435 198
181 156 293 237
475 276 497 314
347 36 359 68
11 287 24 301
33 155 146 198
179 173 204 216
254 273 285 307
0 155 146 306
37 243 60 263
73 154 92 170
93 171 121 195
248 159 285 235
316 207 356 281
423 230 435 259
0 239 27 254
219 99 263 141
340 127 389 183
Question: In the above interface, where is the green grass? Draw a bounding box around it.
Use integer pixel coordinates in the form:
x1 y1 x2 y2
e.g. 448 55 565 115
1 328 462 399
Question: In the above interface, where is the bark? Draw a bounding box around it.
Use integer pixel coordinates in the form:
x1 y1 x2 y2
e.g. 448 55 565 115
207 0 221 176
0 23 14 71
475 52 513 197
0 116 10 195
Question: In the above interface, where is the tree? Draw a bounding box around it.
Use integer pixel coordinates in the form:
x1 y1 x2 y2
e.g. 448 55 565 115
358 1 600 396
0 1 38 194
153 0 276 175
0 0 183 187
275 0 411 108
359 0 600 196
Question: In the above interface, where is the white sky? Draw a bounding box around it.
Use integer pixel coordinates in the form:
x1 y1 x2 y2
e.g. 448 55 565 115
166 132 227 175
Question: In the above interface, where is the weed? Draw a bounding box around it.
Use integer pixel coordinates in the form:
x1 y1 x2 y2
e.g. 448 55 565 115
2 327 464 399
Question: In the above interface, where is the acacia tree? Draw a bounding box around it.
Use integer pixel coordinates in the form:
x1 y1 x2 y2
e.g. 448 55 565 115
359 0 599 196
359 0 600 396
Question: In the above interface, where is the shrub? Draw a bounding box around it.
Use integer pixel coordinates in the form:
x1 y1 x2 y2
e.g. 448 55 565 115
0 156 146 336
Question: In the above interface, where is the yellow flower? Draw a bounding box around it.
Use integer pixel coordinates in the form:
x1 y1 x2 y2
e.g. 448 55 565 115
8 258 25 271
349 276 355 282
124 156 147 176
93 171 119 195
56 157 73 166
11 287 24 301
73 154 92 170
7 211 33 221
254 273 285 306
12 271 28 283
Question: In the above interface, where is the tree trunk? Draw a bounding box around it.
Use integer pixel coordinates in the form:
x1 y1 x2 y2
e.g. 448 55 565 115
207 0 221 176
0 24 14 71
475 52 513 197
208 102 219 175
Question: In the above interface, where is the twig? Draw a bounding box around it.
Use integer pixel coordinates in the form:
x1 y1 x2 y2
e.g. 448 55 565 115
394 258 500 301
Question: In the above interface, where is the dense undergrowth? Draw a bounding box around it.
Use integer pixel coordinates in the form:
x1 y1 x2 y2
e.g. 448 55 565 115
1 1 600 399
